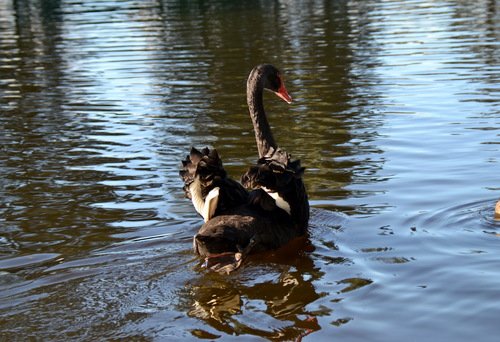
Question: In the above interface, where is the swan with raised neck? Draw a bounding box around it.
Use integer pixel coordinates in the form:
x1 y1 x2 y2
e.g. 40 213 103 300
181 65 309 273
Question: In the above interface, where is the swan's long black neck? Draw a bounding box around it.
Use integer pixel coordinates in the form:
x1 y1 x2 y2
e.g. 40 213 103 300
247 72 276 159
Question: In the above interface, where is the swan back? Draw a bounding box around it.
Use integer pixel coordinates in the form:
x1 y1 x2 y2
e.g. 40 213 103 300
241 147 309 233
180 147 248 220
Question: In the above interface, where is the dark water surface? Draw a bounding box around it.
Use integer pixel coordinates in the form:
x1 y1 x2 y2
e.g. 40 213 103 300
1 0 499 340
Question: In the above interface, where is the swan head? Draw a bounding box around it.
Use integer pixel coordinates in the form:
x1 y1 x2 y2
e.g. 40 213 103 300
251 64 293 104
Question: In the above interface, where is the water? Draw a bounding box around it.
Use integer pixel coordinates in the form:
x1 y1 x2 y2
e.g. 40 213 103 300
0 0 499 340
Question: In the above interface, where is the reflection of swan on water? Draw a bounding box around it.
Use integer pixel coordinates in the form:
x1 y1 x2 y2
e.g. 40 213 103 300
186 263 322 339
183 208 356 339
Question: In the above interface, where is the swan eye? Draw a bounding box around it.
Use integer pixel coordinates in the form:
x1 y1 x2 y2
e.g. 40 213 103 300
271 75 281 91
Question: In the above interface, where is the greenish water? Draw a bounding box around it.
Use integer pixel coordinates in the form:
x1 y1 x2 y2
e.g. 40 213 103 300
0 0 499 340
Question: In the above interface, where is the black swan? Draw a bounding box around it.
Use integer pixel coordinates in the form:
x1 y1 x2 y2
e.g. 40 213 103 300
180 64 309 273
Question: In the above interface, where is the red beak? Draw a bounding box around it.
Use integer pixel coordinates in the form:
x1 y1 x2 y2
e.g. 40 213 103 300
275 77 293 104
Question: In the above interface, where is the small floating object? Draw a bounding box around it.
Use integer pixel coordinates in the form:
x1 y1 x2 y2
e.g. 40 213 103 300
495 200 500 220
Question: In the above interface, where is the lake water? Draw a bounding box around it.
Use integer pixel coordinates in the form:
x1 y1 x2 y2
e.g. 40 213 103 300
1 0 499 340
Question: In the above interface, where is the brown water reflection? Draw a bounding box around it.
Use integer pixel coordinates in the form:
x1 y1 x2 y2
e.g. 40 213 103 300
186 256 324 339
1 0 499 340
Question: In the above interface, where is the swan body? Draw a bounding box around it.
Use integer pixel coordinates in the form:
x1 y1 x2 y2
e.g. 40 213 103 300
241 146 309 234
180 64 309 272
180 147 248 222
